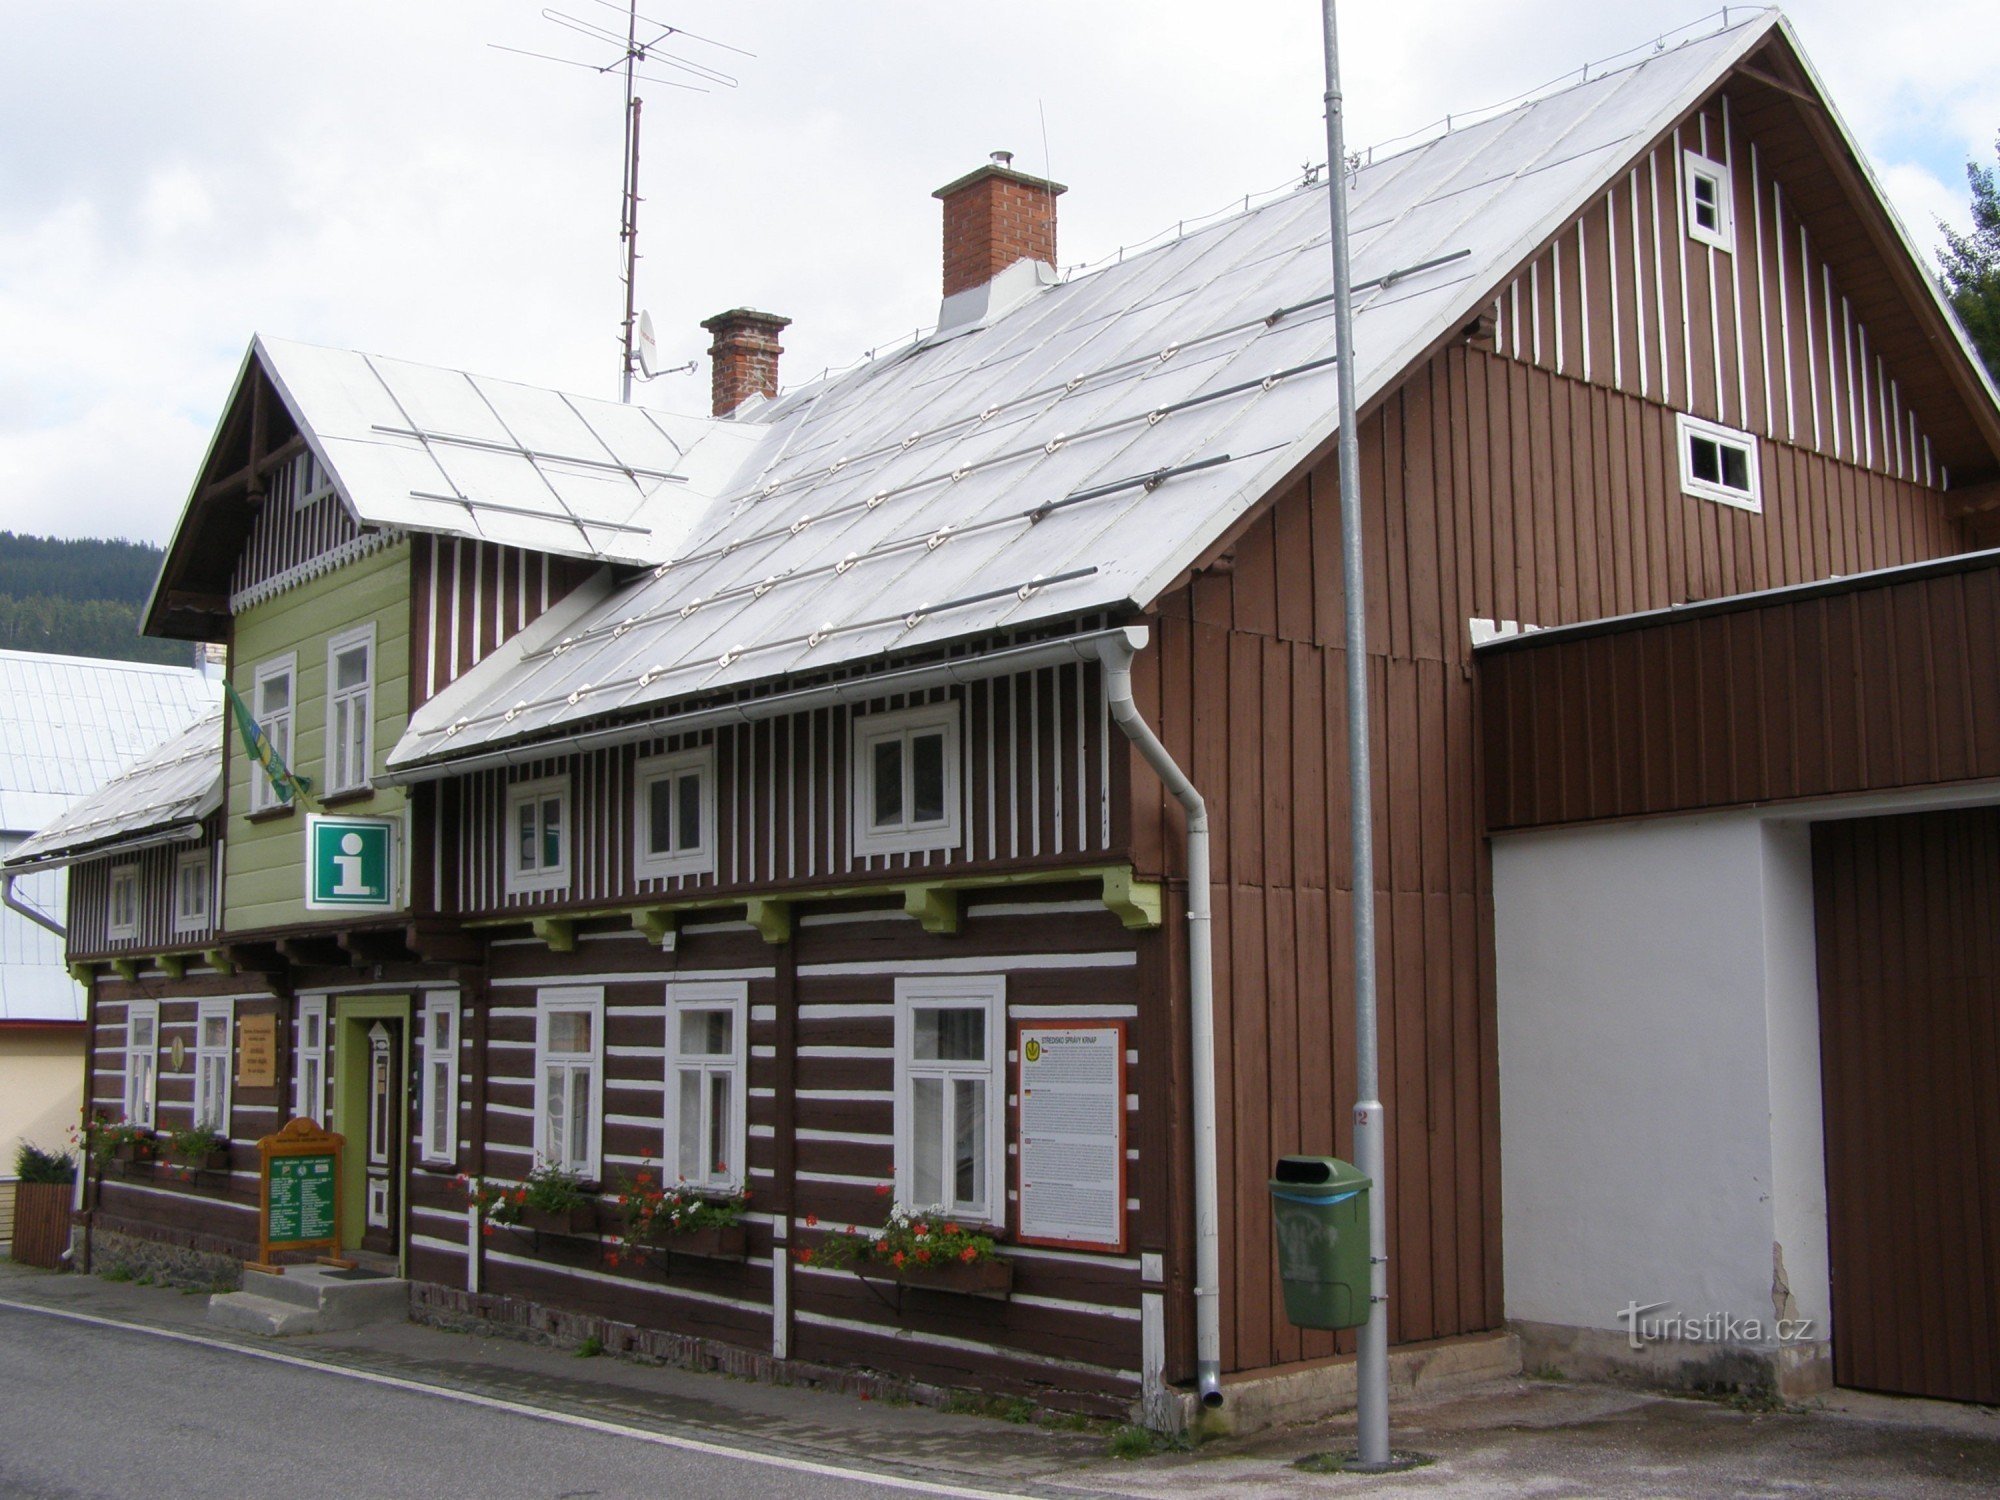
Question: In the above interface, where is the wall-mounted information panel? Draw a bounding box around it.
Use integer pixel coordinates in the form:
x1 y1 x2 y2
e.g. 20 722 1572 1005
1015 1020 1127 1252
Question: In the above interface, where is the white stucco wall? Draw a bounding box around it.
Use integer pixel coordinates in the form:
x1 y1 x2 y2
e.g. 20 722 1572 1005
1494 812 1829 1348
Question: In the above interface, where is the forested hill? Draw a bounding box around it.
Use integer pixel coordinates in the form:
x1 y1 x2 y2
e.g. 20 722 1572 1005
0 533 188 666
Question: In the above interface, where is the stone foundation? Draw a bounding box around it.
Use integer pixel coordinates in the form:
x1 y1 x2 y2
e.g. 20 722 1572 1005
81 1225 243 1293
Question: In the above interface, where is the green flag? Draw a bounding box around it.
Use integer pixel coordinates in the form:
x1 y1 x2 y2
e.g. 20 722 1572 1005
224 680 317 810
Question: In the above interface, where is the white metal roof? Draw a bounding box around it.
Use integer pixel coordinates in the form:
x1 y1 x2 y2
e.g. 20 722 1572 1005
257 336 765 568
4 711 224 874
0 650 220 833
390 14 1775 770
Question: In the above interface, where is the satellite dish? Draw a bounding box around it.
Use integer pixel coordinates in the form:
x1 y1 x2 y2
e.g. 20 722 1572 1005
636 309 659 379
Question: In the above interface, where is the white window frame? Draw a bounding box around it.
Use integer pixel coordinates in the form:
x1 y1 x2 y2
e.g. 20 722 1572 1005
1683 149 1734 254
106 863 140 941
633 745 717 879
295 996 328 1124
123 1000 159 1129
893 974 1006 1226
420 991 461 1165
664 980 747 1190
323 623 376 795
275 447 337 513
172 848 211 934
533 987 604 1181
850 701 963 857
1677 412 1763 513
247 653 298 814
504 774 572 894
194 998 234 1134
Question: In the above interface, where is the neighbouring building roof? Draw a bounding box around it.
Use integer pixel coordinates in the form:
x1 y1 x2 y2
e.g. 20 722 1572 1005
389 11 1893 772
0 652 219 1020
4 710 224 876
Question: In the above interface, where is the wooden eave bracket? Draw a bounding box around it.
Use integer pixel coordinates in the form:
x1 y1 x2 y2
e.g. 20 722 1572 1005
110 958 141 983
531 916 576 953
902 884 961 936
744 898 791 945
68 961 96 986
405 922 483 966
157 954 187 980
631 907 679 950
1101 868 1163 930
203 948 236 976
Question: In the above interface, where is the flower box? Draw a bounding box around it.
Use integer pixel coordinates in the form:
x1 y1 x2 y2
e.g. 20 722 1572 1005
649 1223 748 1261
110 1140 156 1165
172 1149 232 1174
853 1255 1014 1299
515 1202 599 1237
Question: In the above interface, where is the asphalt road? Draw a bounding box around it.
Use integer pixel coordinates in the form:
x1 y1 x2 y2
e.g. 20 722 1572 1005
0 1304 1018 1500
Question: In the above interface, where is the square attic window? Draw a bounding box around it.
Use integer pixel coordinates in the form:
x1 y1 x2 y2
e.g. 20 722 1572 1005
1678 413 1761 513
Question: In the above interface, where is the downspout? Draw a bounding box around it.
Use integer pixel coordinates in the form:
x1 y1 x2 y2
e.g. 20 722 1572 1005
2 872 65 938
1096 625 1223 1409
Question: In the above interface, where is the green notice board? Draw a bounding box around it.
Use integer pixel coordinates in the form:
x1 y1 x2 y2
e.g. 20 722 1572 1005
268 1153 338 1244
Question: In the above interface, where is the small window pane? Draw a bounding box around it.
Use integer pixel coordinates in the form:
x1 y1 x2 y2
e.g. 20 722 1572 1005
677 1069 704 1178
541 798 563 868
912 1076 944 1205
548 1009 592 1055
706 1073 731 1177
872 738 903 827
202 1015 228 1048
1721 444 1751 493
648 776 676 855
677 771 702 852
260 674 290 715
1690 436 1721 485
132 1015 154 1047
566 1071 591 1167
912 731 946 823
953 1077 986 1206
335 646 368 690
915 1007 984 1062
544 1065 567 1162
517 803 537 867
680 1008 731 1057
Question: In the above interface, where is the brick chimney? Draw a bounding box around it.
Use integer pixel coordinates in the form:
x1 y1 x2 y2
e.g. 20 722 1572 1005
933 153 1066 300
699 308 791 417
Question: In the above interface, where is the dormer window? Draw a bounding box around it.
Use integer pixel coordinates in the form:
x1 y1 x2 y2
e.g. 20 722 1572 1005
851 702 961 857
634 746 716 878
505 775 571 894
1683 150 1734 253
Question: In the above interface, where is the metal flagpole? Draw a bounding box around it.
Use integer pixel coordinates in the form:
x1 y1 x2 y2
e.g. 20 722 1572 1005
1317 0 1392 1471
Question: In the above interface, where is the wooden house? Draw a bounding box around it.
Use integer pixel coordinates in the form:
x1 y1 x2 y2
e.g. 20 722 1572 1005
14 10 1999 1422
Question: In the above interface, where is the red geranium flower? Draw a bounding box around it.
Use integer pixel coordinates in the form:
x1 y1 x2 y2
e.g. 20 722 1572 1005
915 1249 930 1264
891 1251 906 1267
804 1213 818 1227
959 1246 977 1263
873 1183 893 1197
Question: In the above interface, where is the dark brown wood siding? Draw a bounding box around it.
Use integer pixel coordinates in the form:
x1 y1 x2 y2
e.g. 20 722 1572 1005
1813 809 2000 1405
1131 287 1964 1368
67 815 224 960
1481 553 2000 831
440 661 1120 917
410 535 599 707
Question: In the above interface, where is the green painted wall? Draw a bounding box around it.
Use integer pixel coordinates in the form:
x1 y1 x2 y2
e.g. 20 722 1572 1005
225 540 411 932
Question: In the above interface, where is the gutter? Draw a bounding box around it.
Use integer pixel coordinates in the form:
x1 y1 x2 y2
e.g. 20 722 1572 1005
2 872 65 938
2 821 209 878
1094 624 1224 1409
379 627 1141 786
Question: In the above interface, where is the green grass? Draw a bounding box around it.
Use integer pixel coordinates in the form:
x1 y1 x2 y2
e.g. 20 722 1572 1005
1108 1425 1193 1460
99 1266 135 1283
574 1334 605 1358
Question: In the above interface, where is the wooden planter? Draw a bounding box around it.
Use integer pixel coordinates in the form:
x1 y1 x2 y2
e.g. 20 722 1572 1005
647 1223 748 1261
109 1140 156 1166
170 1149 232 1174
514 1202 599 1237
853 1255 1014 1299
9 1181 74 1269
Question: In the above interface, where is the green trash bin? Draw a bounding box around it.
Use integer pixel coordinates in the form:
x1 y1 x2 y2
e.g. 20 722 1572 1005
1269 1155 1372 1331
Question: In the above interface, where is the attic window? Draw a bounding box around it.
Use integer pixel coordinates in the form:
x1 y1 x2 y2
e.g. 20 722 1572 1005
1677 413 1761 513
1683 150 1734 253
270 447 336 512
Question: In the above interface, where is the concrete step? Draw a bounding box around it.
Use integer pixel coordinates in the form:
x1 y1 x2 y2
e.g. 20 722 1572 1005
206 1292 323 1337
209 1264 409 1336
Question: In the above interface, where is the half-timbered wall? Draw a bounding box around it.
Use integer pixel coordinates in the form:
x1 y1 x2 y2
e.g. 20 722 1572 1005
436 661 1119 916
1489 90 1948 493
405 887 1155 1412
410 535 600 708
67 818 224 959
84 975 283 1260
229 484 398 612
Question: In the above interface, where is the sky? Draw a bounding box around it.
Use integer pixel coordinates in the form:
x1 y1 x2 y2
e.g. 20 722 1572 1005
1 1 1994 547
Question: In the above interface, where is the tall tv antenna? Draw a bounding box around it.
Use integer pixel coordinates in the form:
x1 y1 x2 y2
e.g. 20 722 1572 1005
493 2 750 401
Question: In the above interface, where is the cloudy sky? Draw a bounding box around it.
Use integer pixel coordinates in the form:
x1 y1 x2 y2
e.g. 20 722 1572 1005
2 1 1993 545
